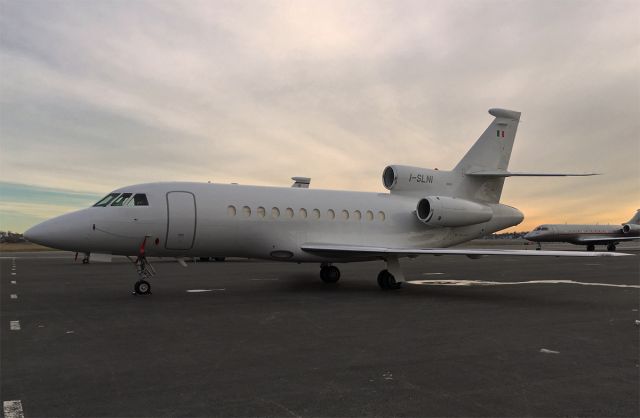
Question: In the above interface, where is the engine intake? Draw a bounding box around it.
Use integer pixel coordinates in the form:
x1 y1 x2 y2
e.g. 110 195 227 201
416 196 493 227
622 224 640 234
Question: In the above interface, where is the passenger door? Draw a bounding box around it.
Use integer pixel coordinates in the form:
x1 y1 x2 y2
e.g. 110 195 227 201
165 191 196 250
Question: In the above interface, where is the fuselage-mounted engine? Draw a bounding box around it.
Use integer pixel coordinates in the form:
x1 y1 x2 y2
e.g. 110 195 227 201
622 223 640 234
416 196 493 227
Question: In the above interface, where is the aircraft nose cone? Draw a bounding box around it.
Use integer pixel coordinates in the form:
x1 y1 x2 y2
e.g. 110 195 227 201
24 210 90 251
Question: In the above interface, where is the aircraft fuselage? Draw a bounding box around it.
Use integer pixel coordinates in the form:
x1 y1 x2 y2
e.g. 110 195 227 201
29 182 523 262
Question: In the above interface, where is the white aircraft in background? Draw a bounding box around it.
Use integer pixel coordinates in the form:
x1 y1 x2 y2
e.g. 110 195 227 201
24 108 631 295
525 210 640 251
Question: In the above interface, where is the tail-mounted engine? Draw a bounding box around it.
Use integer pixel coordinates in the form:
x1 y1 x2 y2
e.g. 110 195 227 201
383 165 447 193
622 224 640 234
416 196 493 227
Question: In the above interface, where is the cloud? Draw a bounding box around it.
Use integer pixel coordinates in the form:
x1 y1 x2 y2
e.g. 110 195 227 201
0 0 638 231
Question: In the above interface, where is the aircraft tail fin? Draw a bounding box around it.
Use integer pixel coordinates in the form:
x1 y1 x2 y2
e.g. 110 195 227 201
625 209 640 225
453 108 521 203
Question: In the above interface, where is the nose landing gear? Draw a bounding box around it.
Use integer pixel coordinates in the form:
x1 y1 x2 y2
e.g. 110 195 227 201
128 236 155 295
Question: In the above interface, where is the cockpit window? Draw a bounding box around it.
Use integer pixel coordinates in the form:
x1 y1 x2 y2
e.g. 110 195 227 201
111 193 132 206
93 193 120 207
535 227 549 231
133 193 148 206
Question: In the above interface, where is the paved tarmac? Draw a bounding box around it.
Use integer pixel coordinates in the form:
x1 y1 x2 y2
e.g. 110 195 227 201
2 248 639 417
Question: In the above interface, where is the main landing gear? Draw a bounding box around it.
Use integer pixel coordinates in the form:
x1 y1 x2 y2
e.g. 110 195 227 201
377 270 402 290
319 257 406 290
607 243 617 251
378 256 404 290
320 263 341 283
587 244 595 252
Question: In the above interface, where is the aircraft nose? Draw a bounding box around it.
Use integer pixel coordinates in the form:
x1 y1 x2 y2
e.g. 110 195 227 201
24 210 90 251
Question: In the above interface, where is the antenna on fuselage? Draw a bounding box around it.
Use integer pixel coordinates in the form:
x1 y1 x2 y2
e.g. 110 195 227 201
291 177 311 188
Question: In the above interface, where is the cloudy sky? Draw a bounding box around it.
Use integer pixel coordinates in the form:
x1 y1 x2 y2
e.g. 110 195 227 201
1 0 638 233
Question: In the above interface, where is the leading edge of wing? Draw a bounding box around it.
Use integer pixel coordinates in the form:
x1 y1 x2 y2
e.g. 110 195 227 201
575 236 640 243
301 243 634 257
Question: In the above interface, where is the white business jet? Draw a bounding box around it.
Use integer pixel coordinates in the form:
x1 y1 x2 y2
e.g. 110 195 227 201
24 108 630 295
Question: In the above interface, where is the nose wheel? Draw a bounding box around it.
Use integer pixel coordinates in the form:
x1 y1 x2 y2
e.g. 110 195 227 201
134 280 151 295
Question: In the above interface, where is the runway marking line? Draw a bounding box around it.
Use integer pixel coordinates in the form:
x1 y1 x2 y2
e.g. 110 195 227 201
10 294 17 299
408 279 640 289
9 321 20 331
10 281 16 285
540 348 560 354
3 400 24 418
186 289 225 293
422 272 445 276
10 273 16 276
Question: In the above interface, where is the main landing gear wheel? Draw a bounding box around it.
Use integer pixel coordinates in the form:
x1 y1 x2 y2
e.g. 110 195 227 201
134 280 151 295
320 265 341 283
607 243 617 251
587 244 596 252
377 269 402 290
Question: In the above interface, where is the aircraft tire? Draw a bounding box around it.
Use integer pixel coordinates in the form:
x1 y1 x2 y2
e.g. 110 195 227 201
199 257 210 262
587 244 595 252
134 280 151 295
82 257 89 264
320 266 340 283
214 257 226 262
377 270 402 290
607 244 616 251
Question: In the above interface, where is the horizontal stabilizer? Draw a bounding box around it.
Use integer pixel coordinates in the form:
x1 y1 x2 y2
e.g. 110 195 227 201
301 243 632 258
465 169 600 177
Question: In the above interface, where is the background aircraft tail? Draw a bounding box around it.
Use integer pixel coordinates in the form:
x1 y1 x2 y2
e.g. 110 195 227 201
453 108 521 203
625 209 640 225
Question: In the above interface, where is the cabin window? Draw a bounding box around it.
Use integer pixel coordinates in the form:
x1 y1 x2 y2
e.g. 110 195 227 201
341 210 349 220
111 193 132 206
257 207 266 218
228 205 237 216
133 194 149 206
286 208 294 218
242 206 251 217
353 210 362 221
312 209 320 219
93 193 120 207
327 209 335 220
378 211 386 221
365 210 374 221
299 208 308 219
272 207 280 218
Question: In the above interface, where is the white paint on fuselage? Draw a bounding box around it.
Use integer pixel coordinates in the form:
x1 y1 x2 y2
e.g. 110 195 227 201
44 182 523 262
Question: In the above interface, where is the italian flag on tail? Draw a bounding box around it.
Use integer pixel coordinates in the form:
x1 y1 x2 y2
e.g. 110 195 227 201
496 130 505 138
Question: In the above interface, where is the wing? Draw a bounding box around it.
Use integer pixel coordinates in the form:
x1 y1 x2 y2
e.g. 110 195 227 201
465 170 599 177
575 236 640 243
301 243 633 258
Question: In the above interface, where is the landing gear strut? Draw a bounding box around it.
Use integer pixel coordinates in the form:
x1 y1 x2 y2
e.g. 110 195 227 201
607 243 617 251
587 244 595 252
320 263 341 283
129 236 155 295
377 256 404 290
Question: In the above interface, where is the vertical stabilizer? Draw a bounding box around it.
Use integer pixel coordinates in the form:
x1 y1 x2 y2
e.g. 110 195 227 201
454 108 521 203
625 209 640 225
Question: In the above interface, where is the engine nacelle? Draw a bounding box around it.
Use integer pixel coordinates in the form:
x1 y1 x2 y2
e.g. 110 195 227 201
383 165 449 193
416 196 493 227
622 224 640 234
